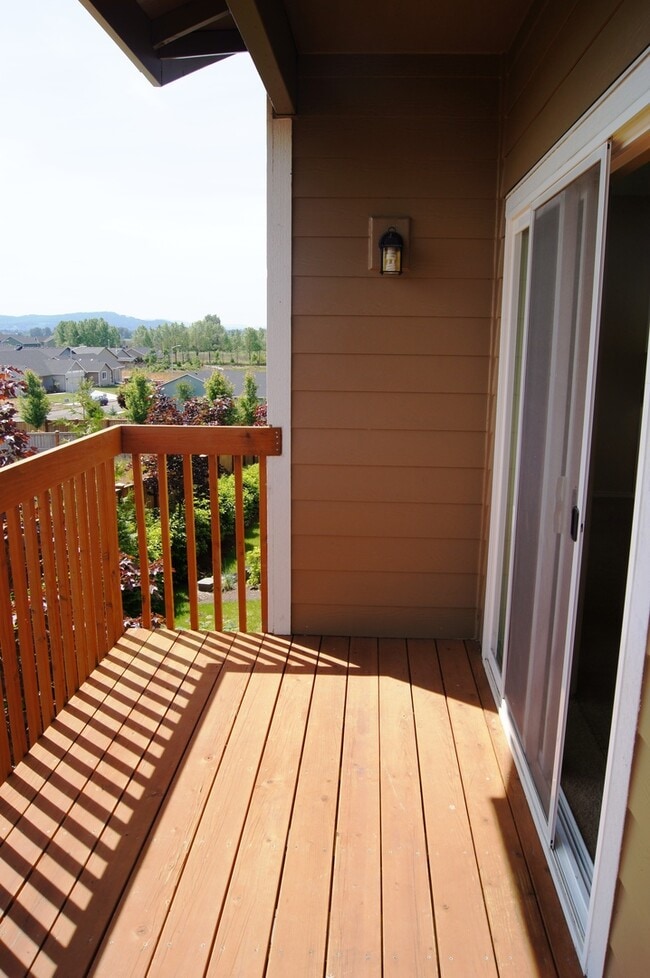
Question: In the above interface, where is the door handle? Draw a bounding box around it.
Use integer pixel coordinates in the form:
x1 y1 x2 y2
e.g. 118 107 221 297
570 505 580 542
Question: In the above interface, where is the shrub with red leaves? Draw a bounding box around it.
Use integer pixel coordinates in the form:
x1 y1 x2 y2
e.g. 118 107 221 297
0 367 35 466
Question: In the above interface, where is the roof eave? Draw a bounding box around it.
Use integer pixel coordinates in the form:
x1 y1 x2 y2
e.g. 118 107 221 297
78 0 297 112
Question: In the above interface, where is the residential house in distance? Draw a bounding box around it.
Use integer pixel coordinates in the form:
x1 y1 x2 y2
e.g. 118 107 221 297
157 371 206 402
1 345 124 391
55 346 124 387
0 349 64 393
2 2 648 976
0 333 44 350
110 345 146 367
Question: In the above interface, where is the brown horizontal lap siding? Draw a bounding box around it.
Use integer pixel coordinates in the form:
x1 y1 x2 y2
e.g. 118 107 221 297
502 0 650 191
291 55 498 638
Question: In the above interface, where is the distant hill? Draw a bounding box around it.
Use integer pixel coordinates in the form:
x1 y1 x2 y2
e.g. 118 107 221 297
0 312 172 333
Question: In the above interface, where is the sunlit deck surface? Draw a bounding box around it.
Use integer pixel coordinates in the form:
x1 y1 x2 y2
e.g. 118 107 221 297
0 630 583 978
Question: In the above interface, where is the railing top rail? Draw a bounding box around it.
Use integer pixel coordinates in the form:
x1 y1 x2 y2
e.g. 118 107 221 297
0 427 122 511
0 425 283 512
121 424 282 457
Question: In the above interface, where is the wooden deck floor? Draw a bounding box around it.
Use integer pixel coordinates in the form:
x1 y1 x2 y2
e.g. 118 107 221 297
0 629 584 978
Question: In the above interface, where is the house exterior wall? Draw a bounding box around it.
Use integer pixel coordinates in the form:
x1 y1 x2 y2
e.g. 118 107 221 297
501 0 649 194
291 53 500 637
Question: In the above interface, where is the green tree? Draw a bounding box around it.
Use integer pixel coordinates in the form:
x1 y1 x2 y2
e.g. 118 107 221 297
237 372 260 425
204 370 237 425
188 313 227 363
176 380 194 404
204 369 235 401
75 379 105 433
132 325 154 348
54 317 121 348
119 370 155 423
19 370 50 430
229 330 243 364
243 326 262 364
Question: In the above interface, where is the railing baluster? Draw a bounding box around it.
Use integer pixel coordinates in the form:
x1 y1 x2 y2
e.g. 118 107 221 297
132 453 152 629
0 513 27 768
234 456 247 632
182 454 199 630
38 489 67 712
51 482 78 696
99 457 123 646
6 506 42 746
157 453 175 629
208 454 223 631
23 496 54 726
63 477 89 683
77 472 99 671
85 466 108 659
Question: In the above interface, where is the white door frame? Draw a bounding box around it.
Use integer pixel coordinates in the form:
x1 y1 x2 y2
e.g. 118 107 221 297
482 51 650 977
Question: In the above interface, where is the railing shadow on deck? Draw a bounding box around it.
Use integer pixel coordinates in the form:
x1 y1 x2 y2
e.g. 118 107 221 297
0 628 268 976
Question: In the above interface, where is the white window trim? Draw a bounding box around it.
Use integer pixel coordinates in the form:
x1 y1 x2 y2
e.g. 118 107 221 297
483 49 650 978
266 107 292 633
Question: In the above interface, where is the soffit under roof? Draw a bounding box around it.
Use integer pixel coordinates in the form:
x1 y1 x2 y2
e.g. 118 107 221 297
80 0 536 113
283 0 533 55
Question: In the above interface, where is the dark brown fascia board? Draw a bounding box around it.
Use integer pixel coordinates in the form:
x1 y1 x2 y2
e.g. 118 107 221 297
78 0 164 86
158 30 246 59
227 0 297 115
152 0 231 49
160 55 228 83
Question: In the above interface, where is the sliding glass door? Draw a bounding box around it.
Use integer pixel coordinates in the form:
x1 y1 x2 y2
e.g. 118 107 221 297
505 160 606 828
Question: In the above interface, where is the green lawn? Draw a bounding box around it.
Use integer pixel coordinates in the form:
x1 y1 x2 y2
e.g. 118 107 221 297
173 590 262 632
171 524 262 632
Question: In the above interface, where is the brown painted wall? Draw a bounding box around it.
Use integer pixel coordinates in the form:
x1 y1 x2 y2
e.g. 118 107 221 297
502 0 650 193
291 54 500 636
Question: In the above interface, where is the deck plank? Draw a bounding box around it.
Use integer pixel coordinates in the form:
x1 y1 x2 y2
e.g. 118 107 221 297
466 641 585 978
326 636 382 978
437 639 559 978
206 636 321 976
408 638 498 977
265 635 349 978
379 638 437 977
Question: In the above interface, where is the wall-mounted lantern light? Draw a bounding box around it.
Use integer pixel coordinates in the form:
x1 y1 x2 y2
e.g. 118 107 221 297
379 226 404 275
369 217 409 275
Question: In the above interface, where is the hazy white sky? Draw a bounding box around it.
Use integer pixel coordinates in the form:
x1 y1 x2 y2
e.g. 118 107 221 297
0 0 268 327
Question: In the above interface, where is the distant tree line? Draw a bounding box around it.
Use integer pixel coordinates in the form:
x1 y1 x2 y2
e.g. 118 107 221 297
131 314 266 366
54 317 123 347
19 314 266 366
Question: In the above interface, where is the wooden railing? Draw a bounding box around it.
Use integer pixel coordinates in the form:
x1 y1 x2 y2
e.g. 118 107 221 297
0 424 282 777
